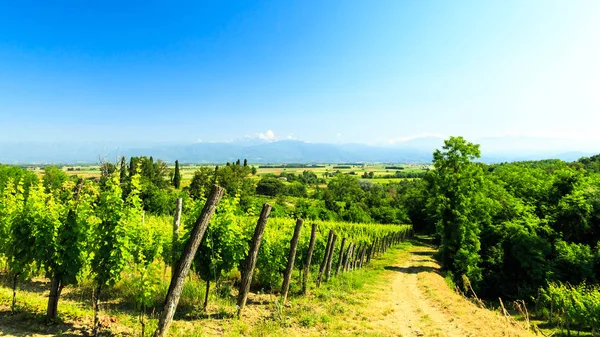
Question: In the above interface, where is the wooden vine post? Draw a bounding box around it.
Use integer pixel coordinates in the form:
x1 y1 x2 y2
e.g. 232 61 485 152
344 243 354 272
324 234 338 281
237 203 272 317
154 185 224 337
281 218 304 303
335 238 347 276
359 246 367 268
171 197 182 277
317 230 334 286
302 223 317 294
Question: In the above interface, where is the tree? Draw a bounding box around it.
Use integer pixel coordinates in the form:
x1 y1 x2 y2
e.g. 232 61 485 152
42 166 68 194
173 160 181 189
38 179 99 319
285 181 307 197
428 136 485 284
6 181 39 310
99 162 117 188
119 156 128 185
187 167 214 200
256 177 285 196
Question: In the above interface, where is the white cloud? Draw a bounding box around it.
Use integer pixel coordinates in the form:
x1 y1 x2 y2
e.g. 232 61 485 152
257 130 278 141
336 133 342 137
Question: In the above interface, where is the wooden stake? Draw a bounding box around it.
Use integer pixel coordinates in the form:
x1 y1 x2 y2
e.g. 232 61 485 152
154 186 224 337
317 230 334 287
335 238 347 276
324 234 338 282
171 197 182 277
281 218 303 303
302 223 317 294
236 203 272 318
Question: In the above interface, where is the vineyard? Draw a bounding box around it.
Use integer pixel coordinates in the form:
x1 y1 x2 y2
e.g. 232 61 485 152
0 169 412 336
538 283 600 335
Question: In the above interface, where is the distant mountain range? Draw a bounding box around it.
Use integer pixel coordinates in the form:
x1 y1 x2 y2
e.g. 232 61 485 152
0 136 598 165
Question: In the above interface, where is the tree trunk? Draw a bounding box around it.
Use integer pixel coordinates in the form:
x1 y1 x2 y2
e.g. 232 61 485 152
203 279 210 310
154 185 224 337
46 276 63 320
237 203 272 317
317 230 334 287
93 285 102 337
281 218 303 303
172 198 182 278
324 234 338 282
140 306 146 337
335 238 346 276
11 273 19 312
302 223 317 294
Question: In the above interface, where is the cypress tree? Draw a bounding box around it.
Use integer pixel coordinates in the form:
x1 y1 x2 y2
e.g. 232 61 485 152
119 156 128 185
173 160 181 189
243 159 248 167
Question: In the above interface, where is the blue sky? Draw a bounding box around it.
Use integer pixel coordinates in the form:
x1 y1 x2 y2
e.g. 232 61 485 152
1 0 599 147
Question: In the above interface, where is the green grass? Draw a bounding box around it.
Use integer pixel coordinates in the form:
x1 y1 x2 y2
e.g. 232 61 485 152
0 241 414 336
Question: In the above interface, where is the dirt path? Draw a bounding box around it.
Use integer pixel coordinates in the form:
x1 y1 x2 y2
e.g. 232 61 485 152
360 243 534 337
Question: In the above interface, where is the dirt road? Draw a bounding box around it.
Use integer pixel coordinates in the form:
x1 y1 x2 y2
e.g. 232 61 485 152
358 243 534 337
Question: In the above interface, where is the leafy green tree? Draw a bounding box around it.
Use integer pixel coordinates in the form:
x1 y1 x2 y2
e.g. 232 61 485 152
256 177 286 196
173 160 181 189
186 167 214 200
0 178 23 257
42 166 68 194
326 173 365 205
215 162 252 195
285 181 307 197
37 179 99 319
428 136 485 284
99 162 117 188
5 181 39 310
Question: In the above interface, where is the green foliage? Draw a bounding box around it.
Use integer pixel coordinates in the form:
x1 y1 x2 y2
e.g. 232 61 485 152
92 173 141 288
285 181 307 197
256 177 286 197
3 180 29 277
194 196 250 285
37 179 99 286
186 166 214 200
0 165 38 195
539 283 600 333
428 136 484 284
42 166 68 194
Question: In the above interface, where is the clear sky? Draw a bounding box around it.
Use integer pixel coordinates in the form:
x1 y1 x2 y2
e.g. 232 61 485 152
1 0 599 146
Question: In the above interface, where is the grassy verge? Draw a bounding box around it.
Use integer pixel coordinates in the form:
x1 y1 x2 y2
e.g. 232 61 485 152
0 242 414 337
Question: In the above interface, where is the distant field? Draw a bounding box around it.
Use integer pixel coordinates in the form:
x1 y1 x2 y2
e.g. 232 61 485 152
27 162 430 184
